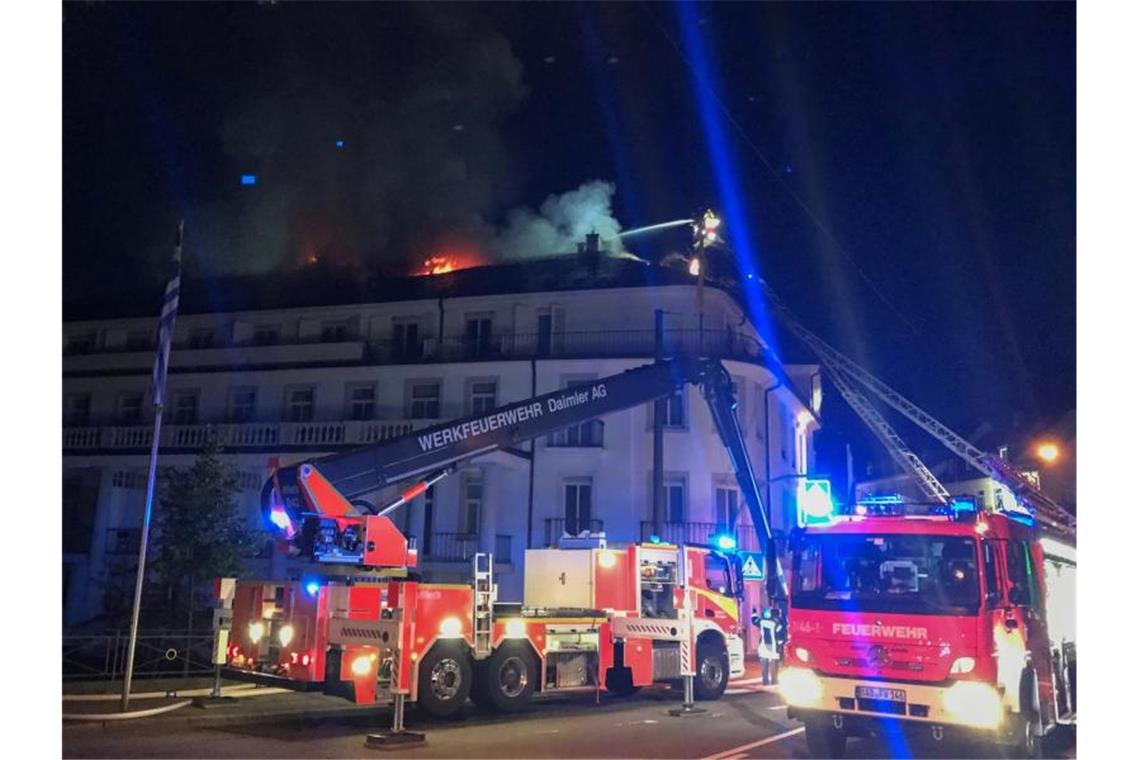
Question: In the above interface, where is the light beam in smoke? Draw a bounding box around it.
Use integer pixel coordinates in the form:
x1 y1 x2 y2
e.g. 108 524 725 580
615 218 695 237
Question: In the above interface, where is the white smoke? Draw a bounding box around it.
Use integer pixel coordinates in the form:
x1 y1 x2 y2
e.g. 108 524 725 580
493 180 623 259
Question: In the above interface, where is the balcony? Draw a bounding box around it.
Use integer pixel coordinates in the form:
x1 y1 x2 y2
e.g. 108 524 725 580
62 418 430 453
423 533 512 564
369 328 769 365
544 518 604 546
65 328 774 376
639 521 762 552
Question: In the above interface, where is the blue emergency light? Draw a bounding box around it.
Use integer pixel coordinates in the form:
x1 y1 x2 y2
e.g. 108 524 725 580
304 580 321 597
797 478 836 527
241 174 257 185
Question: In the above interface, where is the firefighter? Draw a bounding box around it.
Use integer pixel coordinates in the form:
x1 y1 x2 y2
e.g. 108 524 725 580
752 607 781 685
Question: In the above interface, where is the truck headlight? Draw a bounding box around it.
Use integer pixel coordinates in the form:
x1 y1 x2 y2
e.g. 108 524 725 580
942 681 1003 728
278 624 295 647
351 653 376 677
780 667 824 707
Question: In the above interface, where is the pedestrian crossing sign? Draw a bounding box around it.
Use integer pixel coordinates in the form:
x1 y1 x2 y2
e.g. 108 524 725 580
740 552 764 581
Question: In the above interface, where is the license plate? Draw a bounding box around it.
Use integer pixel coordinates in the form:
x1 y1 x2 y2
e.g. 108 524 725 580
855 686 906 702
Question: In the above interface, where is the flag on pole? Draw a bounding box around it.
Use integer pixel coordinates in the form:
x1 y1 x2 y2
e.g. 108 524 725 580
151 221 184 408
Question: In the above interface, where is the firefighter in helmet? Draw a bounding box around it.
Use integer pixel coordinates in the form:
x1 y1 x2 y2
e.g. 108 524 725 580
752 606 784 685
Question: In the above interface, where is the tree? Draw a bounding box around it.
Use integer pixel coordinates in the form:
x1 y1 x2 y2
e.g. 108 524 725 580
150 433 258 627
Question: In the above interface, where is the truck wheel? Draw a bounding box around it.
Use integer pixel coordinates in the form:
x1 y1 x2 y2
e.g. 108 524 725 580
805 716 847 758
417 643 472 718
1002 710 1043 759
692 639 729 701
604 666 640 697
484 644 537 712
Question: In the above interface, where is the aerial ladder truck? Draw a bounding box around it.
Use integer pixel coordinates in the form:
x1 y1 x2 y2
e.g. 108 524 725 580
220 356 786 736
756 281 1076 758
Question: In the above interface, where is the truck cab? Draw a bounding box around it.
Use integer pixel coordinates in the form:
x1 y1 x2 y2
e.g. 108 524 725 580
782 505 1075 758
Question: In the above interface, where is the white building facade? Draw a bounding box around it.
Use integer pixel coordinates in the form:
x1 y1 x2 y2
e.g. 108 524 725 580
63 258 819 633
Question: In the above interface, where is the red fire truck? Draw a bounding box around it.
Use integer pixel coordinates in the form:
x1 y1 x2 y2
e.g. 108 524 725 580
781 499 1076 758
220 357 784 727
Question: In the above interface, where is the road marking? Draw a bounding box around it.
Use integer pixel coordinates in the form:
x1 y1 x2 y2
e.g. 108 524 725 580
767 705 786 710
702 727 805 759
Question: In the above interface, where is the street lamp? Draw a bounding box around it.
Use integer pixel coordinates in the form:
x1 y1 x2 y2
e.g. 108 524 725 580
1035 442 1061 464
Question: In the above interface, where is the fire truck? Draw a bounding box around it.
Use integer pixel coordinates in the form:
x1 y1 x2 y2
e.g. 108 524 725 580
755 280 1077 757
221 357 784 725
781 499 1076 758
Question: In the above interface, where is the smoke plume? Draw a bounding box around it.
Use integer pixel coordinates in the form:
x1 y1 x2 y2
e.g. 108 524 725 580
492 181 623 259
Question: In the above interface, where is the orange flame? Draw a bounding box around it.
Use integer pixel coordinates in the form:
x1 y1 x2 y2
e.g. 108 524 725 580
422 256 457 275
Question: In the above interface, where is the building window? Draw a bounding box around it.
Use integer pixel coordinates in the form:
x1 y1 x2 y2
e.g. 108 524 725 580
549 379 604 447
755 383 766 440
463 314 494 357
106 528 141 556
347 384 376 421
536 310 553 356
781 409 791 462
285 387 315 422
462 475 482 535
469 380 497 415
226 387 257 423
64 393 92 427
321 320 350 342
392 321 421 360
656 389 686 428
730 376 744 418
62 470 98 554
795 415 809 475
252 324 280 345
408 381 441 419
421 485 435 556
564 480 593 535
170 390 199 425
116 392 144 425
188 328 216 349
126 330 152 351
665 478 686 523
714 486 738 530
66 332 97 355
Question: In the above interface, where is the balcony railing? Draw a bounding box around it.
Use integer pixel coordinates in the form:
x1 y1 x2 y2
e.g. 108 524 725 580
425 533 512 563
639 521 762 552
62 418 430 452
544 518 604 546
366 328 768 365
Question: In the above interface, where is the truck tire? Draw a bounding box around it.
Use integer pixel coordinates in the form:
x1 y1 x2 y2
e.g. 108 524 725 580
693 638 729 701
805 715 847 758
483 643 538 712
1002 710 1043 759
417 643 472 718
604 666 640 697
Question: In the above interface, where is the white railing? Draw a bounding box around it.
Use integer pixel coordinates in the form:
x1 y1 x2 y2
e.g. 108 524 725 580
63 418 434 451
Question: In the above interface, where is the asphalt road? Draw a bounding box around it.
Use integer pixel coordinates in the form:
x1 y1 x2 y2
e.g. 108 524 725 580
63 682 1076 759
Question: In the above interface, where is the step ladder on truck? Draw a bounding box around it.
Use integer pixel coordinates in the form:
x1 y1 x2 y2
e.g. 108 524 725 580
757 281 1076 758
219 356 785 742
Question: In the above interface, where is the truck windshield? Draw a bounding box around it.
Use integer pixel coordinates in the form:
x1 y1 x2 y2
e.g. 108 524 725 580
792 533 980 616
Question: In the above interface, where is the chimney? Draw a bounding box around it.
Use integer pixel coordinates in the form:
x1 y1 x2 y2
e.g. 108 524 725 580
585 232 599 254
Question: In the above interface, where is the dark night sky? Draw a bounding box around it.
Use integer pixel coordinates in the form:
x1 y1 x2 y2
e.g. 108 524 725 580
63 2 1075 478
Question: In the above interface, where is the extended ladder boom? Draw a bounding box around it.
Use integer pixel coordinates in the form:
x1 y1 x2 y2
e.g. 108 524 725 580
759 280 1075 537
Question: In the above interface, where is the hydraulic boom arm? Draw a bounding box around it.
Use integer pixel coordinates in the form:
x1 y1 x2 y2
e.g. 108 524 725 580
262 357 787 597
